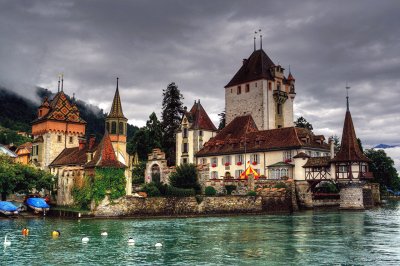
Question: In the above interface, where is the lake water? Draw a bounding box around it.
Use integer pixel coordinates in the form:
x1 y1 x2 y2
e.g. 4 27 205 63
1 201 400 265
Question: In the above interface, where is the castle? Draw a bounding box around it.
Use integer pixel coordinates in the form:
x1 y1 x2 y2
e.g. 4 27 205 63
32 78 132 205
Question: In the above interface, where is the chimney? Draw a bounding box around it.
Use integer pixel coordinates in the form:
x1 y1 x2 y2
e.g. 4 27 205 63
89 134 96 150
328 137 334 159
78 138 86 151
242 59 247 65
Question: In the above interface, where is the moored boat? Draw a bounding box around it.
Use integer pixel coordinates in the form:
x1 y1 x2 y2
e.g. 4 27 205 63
0 201 18 216
25 198 50 213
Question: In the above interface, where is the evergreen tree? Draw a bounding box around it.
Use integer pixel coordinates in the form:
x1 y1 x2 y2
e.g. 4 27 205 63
218 110 226 130
294 116 313 131
161 82 184 166
146 112 162 149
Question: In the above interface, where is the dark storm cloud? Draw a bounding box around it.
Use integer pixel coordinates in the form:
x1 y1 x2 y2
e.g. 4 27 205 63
0 0 399 151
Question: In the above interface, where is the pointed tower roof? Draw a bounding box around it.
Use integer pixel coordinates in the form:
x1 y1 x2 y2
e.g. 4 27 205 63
225 49 275 88
186 100 217 131
107 78 127 120
85 131 126 168
331 110 371 163
287 72 295 81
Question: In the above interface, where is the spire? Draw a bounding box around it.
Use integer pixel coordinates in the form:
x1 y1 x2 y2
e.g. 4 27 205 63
61 74 64 92
253 31 257 51
57 76 60 93
259 29 262 50
107 77 126 119
346 83 350 112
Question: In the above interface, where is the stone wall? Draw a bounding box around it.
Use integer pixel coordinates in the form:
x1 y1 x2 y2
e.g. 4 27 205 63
93 193 293 217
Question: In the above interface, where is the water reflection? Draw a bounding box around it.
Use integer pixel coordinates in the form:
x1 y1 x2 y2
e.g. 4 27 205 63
1 202 400 265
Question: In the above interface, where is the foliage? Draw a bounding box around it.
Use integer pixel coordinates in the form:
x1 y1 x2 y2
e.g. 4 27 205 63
218 110 226 130
140 182 161 197
316 182 339 193
273 182 288 189
294 116 313 131
0 127 32 146
247 191 257 196
165 186 195 197
72 178 93 210
132 161 146 185
93 168 126 202
365 149 400 191
0 155 55 200
161 82 185 166
225 185 237 195
205 186 217 196
169 163 200 192
330 135 341 150
128 113 163 161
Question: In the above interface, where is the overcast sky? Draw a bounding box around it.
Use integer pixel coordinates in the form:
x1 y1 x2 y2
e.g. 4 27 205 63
1 0 399 151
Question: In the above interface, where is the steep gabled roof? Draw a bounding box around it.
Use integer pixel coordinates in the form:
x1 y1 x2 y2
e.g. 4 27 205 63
49 147 87 167
85 131 126 168
187 101 217 131
225 49 275 88
331 110 371 163
32 91 86 124
107 79 127 120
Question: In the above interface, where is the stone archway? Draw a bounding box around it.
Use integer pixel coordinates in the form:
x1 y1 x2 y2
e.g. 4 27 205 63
151 164 161 183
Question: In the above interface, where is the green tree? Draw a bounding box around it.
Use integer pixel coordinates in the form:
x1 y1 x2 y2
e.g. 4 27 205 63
365 149 400 191
161 82 184 166
169 163 200 192
294 116 313 131
132 161 146 185
146 112 163 149
0 127 32 146
330 135 341 150
218 110 226 130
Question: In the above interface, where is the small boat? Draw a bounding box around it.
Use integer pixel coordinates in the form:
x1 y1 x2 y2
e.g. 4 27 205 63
25 198 50 213
0 201 18 216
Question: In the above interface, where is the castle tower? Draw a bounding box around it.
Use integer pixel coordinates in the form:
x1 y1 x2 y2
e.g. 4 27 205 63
105 78 128 165
225 49 296 130
31 80 86 169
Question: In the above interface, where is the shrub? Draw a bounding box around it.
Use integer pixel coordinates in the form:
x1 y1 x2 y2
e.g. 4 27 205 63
169 163 200 192
141 182 161 197
205 186 217 196
247 190 257 196
225 185 237 195
273 182 287 189
165 186 195 197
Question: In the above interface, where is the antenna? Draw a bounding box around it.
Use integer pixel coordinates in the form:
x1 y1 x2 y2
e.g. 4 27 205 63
259 29 262 50
345 82 350 111
254 31 257 51
57 75 60 92
61 74 64 92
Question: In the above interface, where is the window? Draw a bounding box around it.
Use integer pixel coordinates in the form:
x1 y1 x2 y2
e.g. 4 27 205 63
237 86 241 94
111 121 117 134
183 128 188 138
268 82 272 90
199 140 203 149
250 154 259 164
235 154 244 164
277 103 282 115
283 151 292 162
69 136 73 144
183 143 188 153
277 83 281 91
57 135 62 143
200 158 207 164
245 84 250 93
199 130 203 137
119 122 124 135
211 157 218 167
315 151 320 157
32 145 38 156
211 171 218 179
223 155 231 166
106 122 110 132
270 168 289 179
255 82 257 87
338 165 348 172
235 170 243 178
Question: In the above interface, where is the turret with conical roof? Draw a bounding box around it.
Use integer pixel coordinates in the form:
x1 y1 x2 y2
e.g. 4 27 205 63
105 78 128 165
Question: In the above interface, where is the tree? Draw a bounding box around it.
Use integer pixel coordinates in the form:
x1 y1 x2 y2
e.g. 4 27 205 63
365 149 400 191
330 135 341 150
146 112 162 149
161 82 185 166
169 163 200 192
218 110 226 130
132 161 146 185
294 116 313 131
0 155 55 200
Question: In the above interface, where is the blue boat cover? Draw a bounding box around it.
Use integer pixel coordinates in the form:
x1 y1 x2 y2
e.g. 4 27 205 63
26 198 50 208
0 201 18 212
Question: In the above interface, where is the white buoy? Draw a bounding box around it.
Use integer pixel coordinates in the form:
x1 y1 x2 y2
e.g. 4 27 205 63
4 236 11 246
155 243 162 248
128 238 135 245
82 237 89 243
101 231 108 236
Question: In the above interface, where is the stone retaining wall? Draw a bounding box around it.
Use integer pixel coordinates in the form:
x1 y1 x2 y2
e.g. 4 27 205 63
93 194 293 217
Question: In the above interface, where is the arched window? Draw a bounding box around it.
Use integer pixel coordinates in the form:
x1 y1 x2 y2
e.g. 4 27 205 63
111 121 117 134
106 122 110 132
119 122 124 135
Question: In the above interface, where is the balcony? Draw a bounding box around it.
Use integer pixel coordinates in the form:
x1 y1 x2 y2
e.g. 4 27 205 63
273 90 288 104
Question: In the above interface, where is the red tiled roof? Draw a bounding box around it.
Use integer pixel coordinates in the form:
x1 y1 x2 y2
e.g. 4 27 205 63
32 91 86 125
303 156 331 167
225 49 276 88
186 101 217 131
331 111 371 163
85 131 126 168
196 116 329 157
49 147 88 167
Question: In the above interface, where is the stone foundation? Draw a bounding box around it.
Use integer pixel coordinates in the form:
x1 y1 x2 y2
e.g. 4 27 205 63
339 184 365 209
